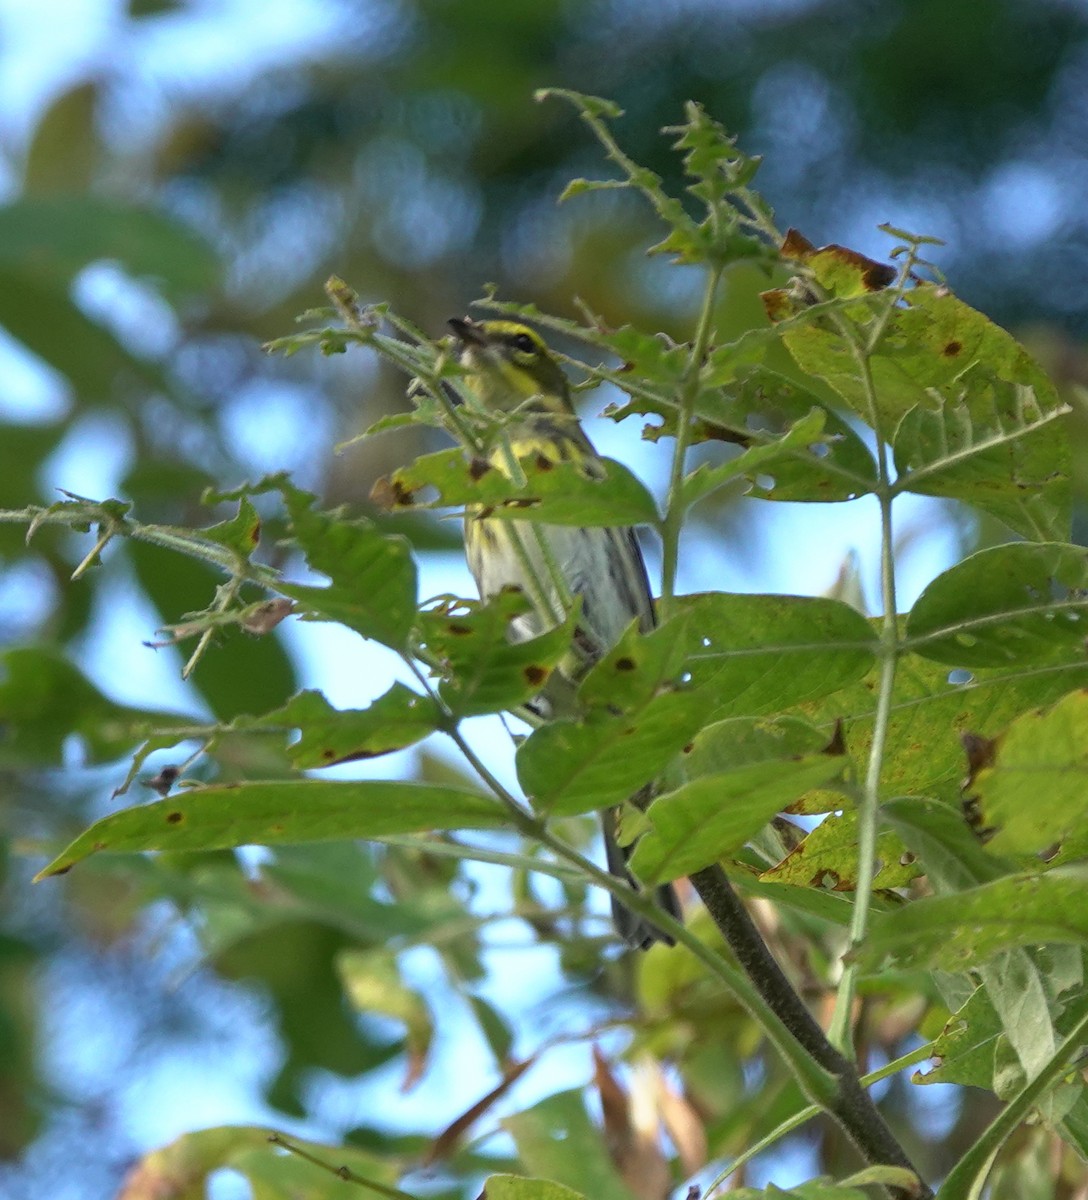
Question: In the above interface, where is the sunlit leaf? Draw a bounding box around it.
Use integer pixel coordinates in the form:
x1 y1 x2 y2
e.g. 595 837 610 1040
907 542 1088 668
972 689 1088 856
484 1175 587 1200
759 811 917 891
894 379 1069 541
417 591 576 718
338 947 434 1091
861 866 1088 973
252 685 440 766
797 640 1088 812
35 780 505 878
378 447 658 526
279 485 417 651
632 755 849 885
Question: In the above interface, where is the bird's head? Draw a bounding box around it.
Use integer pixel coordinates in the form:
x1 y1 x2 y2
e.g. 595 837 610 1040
448 317 572 414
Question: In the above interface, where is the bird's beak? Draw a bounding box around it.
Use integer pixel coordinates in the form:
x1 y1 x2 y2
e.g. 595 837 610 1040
448 316 487 346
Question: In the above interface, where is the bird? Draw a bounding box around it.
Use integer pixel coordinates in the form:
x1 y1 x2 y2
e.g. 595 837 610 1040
448 315 681 949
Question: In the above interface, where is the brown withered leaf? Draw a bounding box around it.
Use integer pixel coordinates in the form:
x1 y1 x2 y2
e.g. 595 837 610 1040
425 1058 536 1165
780 227 896 291
594 1049 670 1200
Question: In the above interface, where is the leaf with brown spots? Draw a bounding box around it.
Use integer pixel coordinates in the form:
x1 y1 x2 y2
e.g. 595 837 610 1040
248 685 441 767
780 227 897 294
201 496 263 558
34 779 505 879
759 811 919 892
417 591 576 719
381 447 658 526
892 309 1070 541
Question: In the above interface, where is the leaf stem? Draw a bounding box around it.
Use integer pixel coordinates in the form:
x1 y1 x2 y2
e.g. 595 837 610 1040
701 1040 933 1196
827 324 900 1057
659 264 725 614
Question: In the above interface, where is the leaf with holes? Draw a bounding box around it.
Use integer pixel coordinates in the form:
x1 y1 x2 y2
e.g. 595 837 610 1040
894 378 1069 542
278 485 417 651
795 633 1088 813
907 543 1088 668
676 593 877 719
517 617 704 815
417 591 577 719
759 811 919 892
767 280 1057 440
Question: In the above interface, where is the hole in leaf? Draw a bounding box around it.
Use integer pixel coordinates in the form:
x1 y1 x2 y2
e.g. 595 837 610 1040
947 669 973 685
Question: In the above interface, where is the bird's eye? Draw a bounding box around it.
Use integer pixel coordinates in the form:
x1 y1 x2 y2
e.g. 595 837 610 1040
511 332 536 354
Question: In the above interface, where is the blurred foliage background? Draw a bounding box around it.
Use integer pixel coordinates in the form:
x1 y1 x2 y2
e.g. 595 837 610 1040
2 0 1088 1196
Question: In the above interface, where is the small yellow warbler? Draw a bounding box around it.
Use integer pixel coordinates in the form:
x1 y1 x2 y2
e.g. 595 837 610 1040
449 316 680 949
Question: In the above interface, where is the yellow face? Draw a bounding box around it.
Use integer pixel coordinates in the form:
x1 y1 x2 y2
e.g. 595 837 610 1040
448 317 571 412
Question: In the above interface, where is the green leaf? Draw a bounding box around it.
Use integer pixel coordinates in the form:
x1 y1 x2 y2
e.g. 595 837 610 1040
23 84 99 195
517 692 708 817
680 408 830 509
759 811 918 891
894 379 1070 541
35 780 505 877
279 485 417 651
252 686 441 767
797 641 1088 811
681 714 834 775
201 497 263 559
0 268 164 401
631 755 849 885
883 796 1012 893
116 1126 398 1200
0 646 177 766
916 984 1003 1090
516 618 704 815
677 593 877 719
416 592 576 718
906 542 1088 668
578 611 689 710
769 280 1059 440
972 689 1088 856
860 867 1088 972
0 196 219 299
484 1176 587 1200
501 1090 631 1200
380 447 659 526
337 948 434 1088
